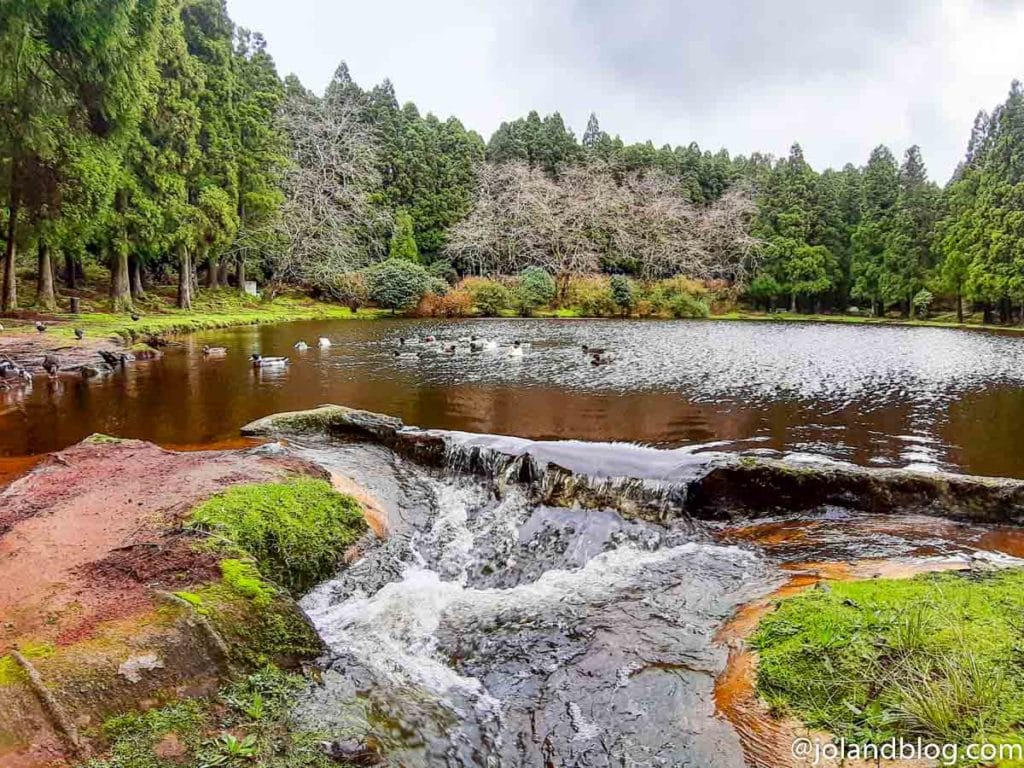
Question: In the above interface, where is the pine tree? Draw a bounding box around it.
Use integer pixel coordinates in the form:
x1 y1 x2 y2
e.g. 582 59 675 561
389 209 419 262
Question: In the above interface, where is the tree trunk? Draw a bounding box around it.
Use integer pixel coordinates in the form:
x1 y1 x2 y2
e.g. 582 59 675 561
789 292 796 313
65 251 78 289
177 244 193 310
235 254 245 292
983 303 993 325
109 244 133 313
207 254 219 288
2 203 17 312
36 242 56 311
129 255 145 299
219 257 230 286
956 291 964 324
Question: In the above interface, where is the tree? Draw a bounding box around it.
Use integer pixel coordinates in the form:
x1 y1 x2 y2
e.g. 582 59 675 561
850 145 899 314
514 266 555 316
366 258 429 312
389 208 419 262
610 274 635 316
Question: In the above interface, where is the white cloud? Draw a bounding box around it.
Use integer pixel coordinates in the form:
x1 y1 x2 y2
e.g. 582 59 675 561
225 0 1024 182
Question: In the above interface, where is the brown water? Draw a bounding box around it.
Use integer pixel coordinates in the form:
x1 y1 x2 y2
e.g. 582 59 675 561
3 318 1024 477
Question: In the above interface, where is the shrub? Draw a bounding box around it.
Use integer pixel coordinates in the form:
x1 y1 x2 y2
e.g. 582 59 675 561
666 292 710 318
365 258 431 313
417 288 474 317
464 277 511 316
189 478 367 594
427 259 458 286
325 271 368 308
913 289 934 318
566 276 617 317
610 275 636 316
513 266 555 316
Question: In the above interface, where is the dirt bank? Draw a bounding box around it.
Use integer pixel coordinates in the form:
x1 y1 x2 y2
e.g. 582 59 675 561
0 436 377 767
0 330 120 376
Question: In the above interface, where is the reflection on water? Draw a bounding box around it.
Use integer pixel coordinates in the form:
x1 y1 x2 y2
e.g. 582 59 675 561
2 318 1024 477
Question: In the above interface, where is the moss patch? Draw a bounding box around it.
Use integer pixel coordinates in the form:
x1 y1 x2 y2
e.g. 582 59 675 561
189 478 366 595
83 666 334 768
753 569 1024 749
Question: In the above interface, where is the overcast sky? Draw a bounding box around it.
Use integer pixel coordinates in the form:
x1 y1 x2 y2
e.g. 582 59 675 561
225 0 1024 183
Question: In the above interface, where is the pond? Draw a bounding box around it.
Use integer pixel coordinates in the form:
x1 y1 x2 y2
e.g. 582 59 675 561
3 318 1024 477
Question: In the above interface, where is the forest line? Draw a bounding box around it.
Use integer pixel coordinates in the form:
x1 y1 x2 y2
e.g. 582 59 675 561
2 0 1024 324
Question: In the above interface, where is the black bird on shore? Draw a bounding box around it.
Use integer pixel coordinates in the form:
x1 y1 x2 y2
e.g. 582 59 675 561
42 355 60 377
130 312 140 322
74 328 85 340
35 321 47 333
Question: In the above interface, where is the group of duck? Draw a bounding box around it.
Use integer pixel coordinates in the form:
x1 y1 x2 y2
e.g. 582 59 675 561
392 334 528 360
247 336 331 368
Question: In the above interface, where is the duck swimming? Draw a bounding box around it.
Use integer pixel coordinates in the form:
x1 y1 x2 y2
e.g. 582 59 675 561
203 345 227 357
250 353 289 368
393 350 421 359
294 341 309 351
317 337 331 348
508 341 525 358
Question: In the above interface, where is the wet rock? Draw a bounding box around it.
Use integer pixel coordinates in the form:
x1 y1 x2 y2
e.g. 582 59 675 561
323 738 382 765
80 362 113 378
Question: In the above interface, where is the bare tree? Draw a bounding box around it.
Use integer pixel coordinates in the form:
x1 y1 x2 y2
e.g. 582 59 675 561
252 92 390 289
446 161 761 287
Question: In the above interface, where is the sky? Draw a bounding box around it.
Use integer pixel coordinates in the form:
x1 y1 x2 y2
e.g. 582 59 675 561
225 0 1024 183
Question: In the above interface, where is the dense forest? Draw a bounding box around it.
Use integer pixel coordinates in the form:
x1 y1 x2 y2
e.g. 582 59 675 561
3 0 1024 323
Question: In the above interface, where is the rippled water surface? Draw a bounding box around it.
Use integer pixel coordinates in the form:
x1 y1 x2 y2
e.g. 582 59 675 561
3 318 1024 476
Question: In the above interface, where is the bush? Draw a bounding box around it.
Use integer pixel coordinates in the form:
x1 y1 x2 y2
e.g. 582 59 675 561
365 258 431 313
666 292 710 318
913 289 934 319
464 277 511 316
513 266 556 316
427 259 458 286
610 275 636 316
325 271 368 308
566 276 617 317
189 478 367 595
417 288 474 317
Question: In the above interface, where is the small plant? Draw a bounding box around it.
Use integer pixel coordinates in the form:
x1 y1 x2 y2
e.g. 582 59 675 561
912 288 934 319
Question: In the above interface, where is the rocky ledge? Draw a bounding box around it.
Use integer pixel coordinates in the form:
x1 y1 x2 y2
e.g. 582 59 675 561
243 404 1024 525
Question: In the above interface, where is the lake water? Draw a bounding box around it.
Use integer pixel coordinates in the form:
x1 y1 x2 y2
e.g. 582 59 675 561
3 318 1024 477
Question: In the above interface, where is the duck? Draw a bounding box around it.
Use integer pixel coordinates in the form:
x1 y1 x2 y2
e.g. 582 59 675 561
203 345 227 357
130 312 140 322
393 350 421 360
250 353 289 368
317 337 331 349
590 351 614 366
35 321 47 333
471 338 499 352
42 355 61 377
582 344 606 356
293 341 309 351
421 335 437 344
74 328 85 340
508 341 525 358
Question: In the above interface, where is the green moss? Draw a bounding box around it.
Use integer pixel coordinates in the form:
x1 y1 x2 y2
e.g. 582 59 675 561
0 655 26 686
753 569 1024 749
220 559 276 607
84 434 124 445
187 576 321 668
83 667 334 768
189 478 366 595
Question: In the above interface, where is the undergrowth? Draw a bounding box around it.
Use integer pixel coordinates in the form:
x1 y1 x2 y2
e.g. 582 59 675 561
84 666 335 768
753 569 1024 756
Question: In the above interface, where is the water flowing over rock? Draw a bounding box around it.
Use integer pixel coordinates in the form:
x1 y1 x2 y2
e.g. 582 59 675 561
240 405 1024 766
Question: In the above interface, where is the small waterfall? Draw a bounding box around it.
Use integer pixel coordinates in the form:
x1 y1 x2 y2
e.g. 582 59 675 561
292 437 782 767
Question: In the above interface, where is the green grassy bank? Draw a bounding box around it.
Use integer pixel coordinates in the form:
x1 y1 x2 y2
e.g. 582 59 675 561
753 569 1024 757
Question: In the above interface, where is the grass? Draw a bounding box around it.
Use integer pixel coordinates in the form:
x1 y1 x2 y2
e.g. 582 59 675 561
752 569 1024 752
84 666 336 768
189 478 367 596
712 309 1024 333
2 285 385 342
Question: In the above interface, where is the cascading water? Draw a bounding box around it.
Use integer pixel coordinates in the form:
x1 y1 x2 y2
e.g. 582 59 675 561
290 437 783 767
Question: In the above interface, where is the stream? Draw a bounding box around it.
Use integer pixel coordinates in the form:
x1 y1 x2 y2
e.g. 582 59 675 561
272 432 1024 768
